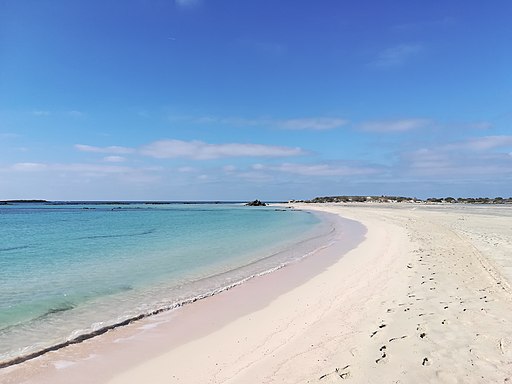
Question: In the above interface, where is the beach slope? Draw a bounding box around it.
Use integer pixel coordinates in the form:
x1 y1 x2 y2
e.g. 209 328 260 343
107 203 512 383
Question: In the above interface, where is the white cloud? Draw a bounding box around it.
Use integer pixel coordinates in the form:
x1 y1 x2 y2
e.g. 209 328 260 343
177 166 197 173
12 162 48 171
183 115 348 131
359 119 431 133
223 165 237 173
247 163 377 177
371 44 423 68
75 144 135 155
7 162 162 178
103 156 126 163
140 139 305 160
276 118 348 131
445 136 512 151
399 136 512 179
13 163 130 174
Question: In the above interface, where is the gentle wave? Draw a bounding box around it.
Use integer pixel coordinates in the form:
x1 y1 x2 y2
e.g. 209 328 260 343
0 219 339 369
0 206 341 369
0 258 308 369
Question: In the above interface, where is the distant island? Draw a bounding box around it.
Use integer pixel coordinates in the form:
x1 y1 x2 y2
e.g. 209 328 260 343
0 199 47 205
291 195 512 204
1 197 511 206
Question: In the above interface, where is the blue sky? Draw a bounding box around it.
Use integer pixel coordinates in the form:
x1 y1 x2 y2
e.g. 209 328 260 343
1 0 511 200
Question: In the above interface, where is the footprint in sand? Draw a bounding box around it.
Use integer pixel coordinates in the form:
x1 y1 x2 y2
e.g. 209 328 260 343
375 353 387 364
375 346 388 364
319 365 351 381
370 324 386 338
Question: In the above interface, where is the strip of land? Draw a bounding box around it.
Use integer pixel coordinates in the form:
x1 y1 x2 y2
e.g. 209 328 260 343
3 203 512 383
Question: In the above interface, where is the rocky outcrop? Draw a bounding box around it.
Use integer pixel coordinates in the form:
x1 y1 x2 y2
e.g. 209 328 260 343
245 199 266 206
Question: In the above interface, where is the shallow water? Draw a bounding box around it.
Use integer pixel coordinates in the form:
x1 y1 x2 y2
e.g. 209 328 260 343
0 203 330 364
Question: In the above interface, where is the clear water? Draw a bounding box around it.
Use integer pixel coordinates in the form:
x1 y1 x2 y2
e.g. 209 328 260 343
0 203 329 364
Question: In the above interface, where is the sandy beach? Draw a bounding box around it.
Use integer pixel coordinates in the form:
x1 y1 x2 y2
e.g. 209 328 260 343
3 203 512 383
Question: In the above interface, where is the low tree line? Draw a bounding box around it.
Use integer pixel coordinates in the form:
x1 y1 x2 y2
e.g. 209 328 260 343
290 195 512 204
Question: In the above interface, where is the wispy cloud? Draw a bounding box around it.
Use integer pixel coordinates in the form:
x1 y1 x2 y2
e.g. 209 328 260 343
370 44 424 68
11 162 131 174
75 144 135 155
177 166 198 173
466 122 493 130
67 110 84 118
276 118 348 131
444 135 512 151
180 115 348 131
392 17 455 32
399 135 512 179
32 110 51 116
5 162 163 185
237 38 286 56
103 156 127 163
175 0 200 8
0 133 20 139
359 118 431 133
11 162 48 171
140 140 305 160
272 163 377 177
241 162 377 177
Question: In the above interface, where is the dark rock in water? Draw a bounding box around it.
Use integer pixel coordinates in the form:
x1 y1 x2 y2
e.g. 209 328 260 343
246 199 266 206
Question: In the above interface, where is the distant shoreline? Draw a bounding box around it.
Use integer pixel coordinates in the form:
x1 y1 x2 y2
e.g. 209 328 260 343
0 200 287 205
2 195 512 205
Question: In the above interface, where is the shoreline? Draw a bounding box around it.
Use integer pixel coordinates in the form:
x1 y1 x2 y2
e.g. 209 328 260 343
3 203 512 383
1 208 366 383
0 206 334 369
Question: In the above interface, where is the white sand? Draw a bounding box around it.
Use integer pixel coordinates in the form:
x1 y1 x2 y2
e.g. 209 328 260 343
3 203 512 383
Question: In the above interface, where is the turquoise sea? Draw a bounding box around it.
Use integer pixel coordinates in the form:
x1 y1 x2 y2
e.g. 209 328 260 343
0 202 332 365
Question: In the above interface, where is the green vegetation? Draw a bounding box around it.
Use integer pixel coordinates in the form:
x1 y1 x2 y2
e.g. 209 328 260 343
292 196 512 204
